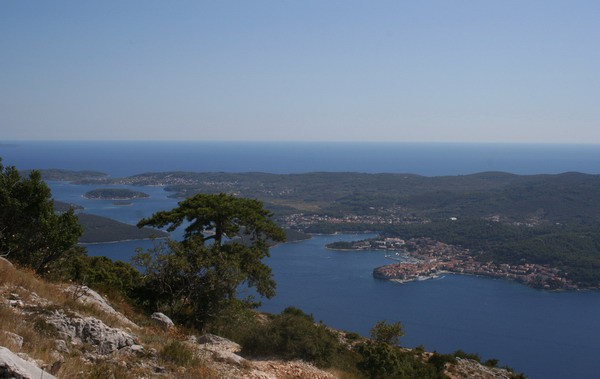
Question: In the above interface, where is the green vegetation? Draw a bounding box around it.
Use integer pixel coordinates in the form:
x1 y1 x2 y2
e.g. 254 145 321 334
67 170 600 288
221 308 450 378
355 320 442 379
0 160 82 275
66 255 142 297
428 353 457 373
159 340 200 367
282 228 311 242
77 213 167 243
21 168 108 182
239 307 341 367
135 193 286 329
0 158 522 378
80 170 600 224
370 320 403 345
383 219 600 287
84 188 149 200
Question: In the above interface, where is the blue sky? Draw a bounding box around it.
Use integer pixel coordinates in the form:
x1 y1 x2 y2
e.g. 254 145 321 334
1 1 599 142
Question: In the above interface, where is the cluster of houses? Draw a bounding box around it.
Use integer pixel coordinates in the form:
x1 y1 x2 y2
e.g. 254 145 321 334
373 237 579 290
281 213 416 229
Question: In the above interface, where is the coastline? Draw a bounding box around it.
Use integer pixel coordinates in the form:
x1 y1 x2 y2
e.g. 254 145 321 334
82 195 149 201
78 236 167 245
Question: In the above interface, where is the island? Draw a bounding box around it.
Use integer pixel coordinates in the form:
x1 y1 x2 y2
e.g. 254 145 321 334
84 188 150 200
76 213 168 243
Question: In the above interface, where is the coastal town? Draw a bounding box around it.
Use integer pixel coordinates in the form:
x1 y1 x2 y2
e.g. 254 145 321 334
281 213 404 228
330 236 579 290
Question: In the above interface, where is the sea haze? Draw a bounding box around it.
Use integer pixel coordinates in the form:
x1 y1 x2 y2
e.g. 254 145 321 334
2 141 600 176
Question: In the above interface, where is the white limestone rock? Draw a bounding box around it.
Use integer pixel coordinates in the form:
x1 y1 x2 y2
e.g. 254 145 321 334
54 339 69 353
150 312 174 330
194 333 241 353
65 285 138 328
211 349 247 366
0 346 57 379
45 310 136 354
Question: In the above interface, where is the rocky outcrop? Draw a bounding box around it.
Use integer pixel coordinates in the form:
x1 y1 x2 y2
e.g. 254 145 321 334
250 360 336 379
0 257 519 379
65 285 138 329
1 331 24 349
0 257 13 267
194 333 241 353
445 357 513 379
45 310 136 354
0 346 56 379
150 312 174 330
192 333 248 369
188 334 335 378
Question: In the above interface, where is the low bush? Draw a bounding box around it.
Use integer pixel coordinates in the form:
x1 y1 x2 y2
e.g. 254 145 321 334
428 352 457 373
453 349 481 362
159 340 199 367
240 307 340 367
356 341 444 379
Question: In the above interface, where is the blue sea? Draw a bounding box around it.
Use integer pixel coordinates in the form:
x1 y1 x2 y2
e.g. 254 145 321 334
2 140 600 176
2 141 600 379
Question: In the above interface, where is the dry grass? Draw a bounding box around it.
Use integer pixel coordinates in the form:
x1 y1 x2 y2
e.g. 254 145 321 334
177 365 220 379
0 259 228 379
0 258 68 305
58 358 156 379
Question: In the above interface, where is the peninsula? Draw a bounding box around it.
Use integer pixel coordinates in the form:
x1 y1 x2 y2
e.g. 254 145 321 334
352 237 580 290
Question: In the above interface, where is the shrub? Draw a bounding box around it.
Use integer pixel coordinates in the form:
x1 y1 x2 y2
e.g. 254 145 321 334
240 307 341 367
428 352 457 373
159 340 199 367
0 161 82 275
453 349 481 362
370 320 403 345
356 341 443 379
356 341 403 378
65 254 142 298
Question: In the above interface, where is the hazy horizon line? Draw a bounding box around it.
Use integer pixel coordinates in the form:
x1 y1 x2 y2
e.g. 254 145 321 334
3 139 600 146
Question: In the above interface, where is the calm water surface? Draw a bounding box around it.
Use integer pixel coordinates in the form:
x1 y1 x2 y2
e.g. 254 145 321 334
84 232 600 379
263 234 600 379
4 141 600 378
3 141 600 176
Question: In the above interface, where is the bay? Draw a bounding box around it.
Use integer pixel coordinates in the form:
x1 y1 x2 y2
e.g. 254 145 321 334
3 141 600 378
81 232 600 379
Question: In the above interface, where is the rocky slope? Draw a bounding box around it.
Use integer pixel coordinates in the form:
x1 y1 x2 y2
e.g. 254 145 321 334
0 257 516 378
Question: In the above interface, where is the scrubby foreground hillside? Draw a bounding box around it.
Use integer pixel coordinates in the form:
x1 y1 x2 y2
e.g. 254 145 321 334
0 257 518 379
0 256 330 378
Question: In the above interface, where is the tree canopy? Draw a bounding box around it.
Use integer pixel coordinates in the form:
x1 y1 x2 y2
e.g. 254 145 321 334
135 193 286 329
138 192 285 246
0 159 82 274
